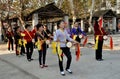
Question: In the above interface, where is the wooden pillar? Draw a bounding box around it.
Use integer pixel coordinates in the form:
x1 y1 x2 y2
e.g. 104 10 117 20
112 17 116 32
32 13 38 28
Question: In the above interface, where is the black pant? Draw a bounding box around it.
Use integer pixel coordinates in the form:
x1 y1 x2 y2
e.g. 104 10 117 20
15 43 19 55
26 42 33 60
58 47 72 71
95 40 103 60
20 45 25 55
38 43 47 65
75 36 81 43
8 38 14 50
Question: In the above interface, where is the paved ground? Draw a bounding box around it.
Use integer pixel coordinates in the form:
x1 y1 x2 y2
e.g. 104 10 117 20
0 34 120 79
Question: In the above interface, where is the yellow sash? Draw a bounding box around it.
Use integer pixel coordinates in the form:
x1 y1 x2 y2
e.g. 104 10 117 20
51 41 63 61
94 36 99 50
18 39 27 47
51 41 57 54
35 39 44 50
57 42 62 61
73 35 77 40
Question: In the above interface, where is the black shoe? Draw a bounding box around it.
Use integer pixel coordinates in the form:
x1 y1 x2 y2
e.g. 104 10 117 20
66 69 73 74
97 59 103 61
21 54 25 56
100 59 104 61
60 71 65 76
16 54 19 56
30 58 34 61
43 64 48 67
40 65 44 68
28 59 31 62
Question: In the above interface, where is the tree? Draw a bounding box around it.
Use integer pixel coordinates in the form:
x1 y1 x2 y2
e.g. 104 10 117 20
0 0 55 27
0 0 117 27
89 0 95 33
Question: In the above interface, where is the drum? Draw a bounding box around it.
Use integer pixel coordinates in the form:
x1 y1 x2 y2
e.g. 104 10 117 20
32 39 35 43
46 40 50 44
66 42 72 48
79 35 83 39
103 35 108 40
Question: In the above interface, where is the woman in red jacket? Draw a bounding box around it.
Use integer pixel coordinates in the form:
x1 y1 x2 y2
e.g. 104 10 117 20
23 24 34 61
94 20 107 61
6 26 14 51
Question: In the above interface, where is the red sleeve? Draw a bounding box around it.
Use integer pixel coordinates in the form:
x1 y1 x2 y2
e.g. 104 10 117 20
101 28 107 35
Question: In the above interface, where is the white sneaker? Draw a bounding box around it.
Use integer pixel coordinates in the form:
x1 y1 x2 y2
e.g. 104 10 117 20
66 69 72 74
60 71 65 76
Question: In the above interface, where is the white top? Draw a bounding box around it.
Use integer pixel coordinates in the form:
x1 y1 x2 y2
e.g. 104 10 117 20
54 29 73 47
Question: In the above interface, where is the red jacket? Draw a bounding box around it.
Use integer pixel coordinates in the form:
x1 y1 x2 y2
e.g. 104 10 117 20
6 31 14 39
23 30 34 43
94 22 107 41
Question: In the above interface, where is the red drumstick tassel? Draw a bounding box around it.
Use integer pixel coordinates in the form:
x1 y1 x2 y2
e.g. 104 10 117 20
83 36 88 47
76 44 80 61
110 36 113 50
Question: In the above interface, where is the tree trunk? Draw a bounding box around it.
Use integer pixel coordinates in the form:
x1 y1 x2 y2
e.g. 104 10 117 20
19 0 25 28
69 0 76 26
18 16 25 28
89 0 95 33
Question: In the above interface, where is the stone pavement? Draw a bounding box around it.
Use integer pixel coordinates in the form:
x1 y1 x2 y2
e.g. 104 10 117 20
0 34 120 79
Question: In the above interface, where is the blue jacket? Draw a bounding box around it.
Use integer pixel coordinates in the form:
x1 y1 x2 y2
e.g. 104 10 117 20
71 27 86 36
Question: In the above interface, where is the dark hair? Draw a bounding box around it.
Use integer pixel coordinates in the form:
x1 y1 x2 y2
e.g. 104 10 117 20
74 22 78 24
14 26 20 31
25 24 30 29
36 23 43 30
94 19 99 31
57 20 64 29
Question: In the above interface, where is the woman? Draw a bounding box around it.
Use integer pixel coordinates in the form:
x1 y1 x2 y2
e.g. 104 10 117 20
23 24 34 61
71 22 86 55
71 22 86 43
35 23 48 68
6 26 14 51
54 20 77 76
14 26 21 56
94 20 107 61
